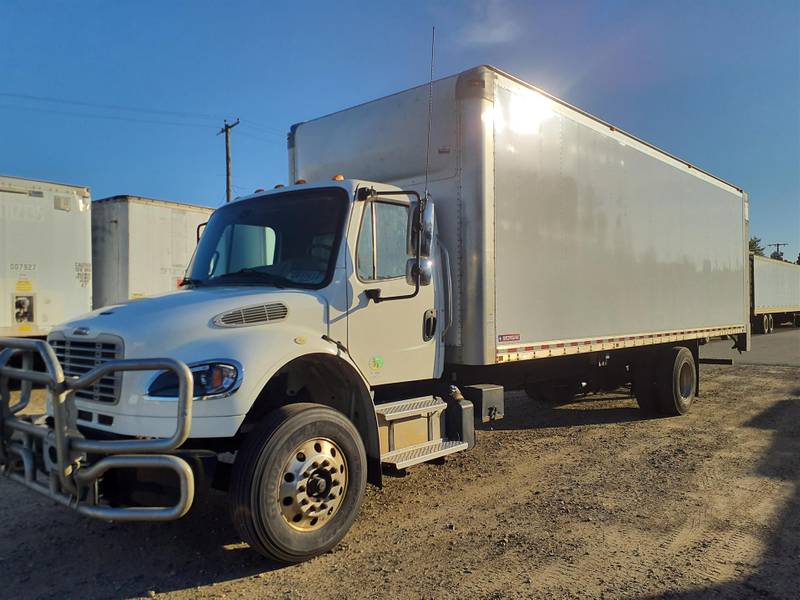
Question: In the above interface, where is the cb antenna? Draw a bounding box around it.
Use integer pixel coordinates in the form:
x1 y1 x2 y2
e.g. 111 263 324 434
423 26 436 202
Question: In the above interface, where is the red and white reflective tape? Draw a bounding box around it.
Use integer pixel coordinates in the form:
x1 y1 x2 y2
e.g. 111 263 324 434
496 325 746 363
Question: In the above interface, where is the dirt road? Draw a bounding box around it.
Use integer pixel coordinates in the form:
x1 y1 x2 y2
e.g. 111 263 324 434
1 364 798 600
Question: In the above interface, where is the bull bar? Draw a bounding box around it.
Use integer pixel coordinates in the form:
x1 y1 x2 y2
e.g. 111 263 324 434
0 337 196 521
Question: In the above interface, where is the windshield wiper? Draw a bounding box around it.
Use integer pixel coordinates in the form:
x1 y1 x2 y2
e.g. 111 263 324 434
210 269 292 288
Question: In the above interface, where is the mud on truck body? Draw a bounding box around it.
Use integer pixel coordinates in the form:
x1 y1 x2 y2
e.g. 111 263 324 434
1 66 749 563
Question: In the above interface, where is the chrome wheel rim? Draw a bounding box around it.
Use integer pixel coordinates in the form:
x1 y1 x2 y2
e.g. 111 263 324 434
278 437 348 532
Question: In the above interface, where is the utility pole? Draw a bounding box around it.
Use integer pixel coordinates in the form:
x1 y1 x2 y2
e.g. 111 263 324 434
767 242 788 260
218 118 240 202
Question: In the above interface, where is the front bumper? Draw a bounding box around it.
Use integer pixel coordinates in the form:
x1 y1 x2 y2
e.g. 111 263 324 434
0 337 196 521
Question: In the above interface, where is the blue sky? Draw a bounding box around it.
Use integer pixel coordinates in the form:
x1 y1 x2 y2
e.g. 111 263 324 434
2 0 798 259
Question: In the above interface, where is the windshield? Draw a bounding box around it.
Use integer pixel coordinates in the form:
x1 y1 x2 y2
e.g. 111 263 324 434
187 188 349 288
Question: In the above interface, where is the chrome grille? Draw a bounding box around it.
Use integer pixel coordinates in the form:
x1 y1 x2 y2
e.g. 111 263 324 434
48 335 123 404
214 302 288 327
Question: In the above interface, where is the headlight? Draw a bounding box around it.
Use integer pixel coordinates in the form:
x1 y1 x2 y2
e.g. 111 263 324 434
148 361 241 399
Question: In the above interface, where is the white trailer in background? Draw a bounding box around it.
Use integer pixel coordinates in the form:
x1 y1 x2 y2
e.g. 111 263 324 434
91 195 213 308
750 255 800 332
0 175 92 337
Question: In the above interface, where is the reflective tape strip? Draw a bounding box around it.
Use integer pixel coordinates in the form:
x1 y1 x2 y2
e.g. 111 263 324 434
495 325 746 363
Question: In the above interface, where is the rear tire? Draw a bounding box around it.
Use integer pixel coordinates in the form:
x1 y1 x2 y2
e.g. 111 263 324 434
656 346 696 416
767 313 774 333
229 403 367 563
632 361 659 416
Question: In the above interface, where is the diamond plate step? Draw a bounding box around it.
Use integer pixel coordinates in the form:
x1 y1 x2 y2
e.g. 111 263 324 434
381 439 468 469
374 396 446 421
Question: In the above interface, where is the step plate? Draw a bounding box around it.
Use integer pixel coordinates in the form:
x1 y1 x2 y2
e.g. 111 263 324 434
381 439 469 469
375 396 446 421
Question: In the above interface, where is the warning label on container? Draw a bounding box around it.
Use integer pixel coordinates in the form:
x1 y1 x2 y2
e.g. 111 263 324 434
15 277 33 293
498 333 521 343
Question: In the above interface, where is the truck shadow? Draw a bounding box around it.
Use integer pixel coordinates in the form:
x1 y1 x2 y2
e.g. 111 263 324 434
642 390 800 599
56 487 283 597
477 389 645 431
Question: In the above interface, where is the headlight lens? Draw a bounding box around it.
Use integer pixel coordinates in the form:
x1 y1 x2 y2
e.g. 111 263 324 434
148 362 240 399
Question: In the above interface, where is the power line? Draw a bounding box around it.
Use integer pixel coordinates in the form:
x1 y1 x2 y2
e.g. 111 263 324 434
0 103 217 129
238 118 285 136
0 91 291 137
236 129 281 143
0 92 227 123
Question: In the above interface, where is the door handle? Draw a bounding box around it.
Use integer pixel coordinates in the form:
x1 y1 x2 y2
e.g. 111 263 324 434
423 309 437 342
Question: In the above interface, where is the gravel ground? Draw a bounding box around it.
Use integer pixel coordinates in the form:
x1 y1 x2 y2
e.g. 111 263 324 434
1 364 799 600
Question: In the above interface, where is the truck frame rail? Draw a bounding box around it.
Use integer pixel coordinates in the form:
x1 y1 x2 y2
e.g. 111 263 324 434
0 337 195 521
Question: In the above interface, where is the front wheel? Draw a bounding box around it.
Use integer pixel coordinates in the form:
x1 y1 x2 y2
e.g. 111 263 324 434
229 403 367 563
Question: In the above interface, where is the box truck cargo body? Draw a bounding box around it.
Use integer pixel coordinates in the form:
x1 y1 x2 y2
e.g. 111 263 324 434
290 65 750 365
92 195 213 308
750 254 800 332
1 66 752 564
0 175 92 337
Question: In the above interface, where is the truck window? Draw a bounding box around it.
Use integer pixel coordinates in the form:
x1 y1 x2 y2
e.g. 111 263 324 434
356 201 410 281
210 224 276 276
188 188 347 289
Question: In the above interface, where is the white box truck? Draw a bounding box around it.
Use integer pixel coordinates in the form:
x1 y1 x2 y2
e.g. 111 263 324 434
1 66 749 564
0 175 92 337
92 195 214 308
750 254 800 332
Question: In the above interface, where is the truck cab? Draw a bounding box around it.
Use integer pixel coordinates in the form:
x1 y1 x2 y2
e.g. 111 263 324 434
1 178 467 564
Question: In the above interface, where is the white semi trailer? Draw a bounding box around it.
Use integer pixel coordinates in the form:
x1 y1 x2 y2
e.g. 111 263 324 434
92 195 214 308
750 254 800 333
0 175 92 337
1 66 749 564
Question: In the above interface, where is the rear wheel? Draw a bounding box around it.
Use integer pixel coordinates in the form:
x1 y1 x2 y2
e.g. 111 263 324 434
230 403 367 563
767 314 774 333
656 346 696 416
632 361 659 416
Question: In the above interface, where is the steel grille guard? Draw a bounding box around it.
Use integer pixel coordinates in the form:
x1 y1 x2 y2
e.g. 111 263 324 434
0 337 195 521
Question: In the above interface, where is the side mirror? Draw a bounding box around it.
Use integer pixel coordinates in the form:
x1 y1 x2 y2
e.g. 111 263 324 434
408 201 435 259
406 257 433 287
196 221 207 244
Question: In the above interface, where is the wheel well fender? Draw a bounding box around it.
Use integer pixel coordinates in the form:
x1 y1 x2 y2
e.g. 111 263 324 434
241 353 382 486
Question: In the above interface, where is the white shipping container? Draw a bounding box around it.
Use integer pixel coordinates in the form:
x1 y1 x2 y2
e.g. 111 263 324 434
92 196 214 308
290 65 750 365
0 175 92 336
752 255 800 315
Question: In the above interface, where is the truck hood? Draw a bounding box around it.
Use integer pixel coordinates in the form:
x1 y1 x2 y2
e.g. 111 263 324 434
54 287 328 357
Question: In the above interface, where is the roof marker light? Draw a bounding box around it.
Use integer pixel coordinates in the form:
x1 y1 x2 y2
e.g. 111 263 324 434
332 174 345 181
295 179 307 184
274 184 285 189
254 188 265 193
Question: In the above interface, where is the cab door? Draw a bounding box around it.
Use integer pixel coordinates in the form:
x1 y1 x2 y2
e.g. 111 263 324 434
345 195 438 386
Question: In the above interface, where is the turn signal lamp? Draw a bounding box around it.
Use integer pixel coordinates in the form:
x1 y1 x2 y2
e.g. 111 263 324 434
332 174 345 181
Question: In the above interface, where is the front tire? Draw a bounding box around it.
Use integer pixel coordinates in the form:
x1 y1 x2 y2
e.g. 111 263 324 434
230 403 367 563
